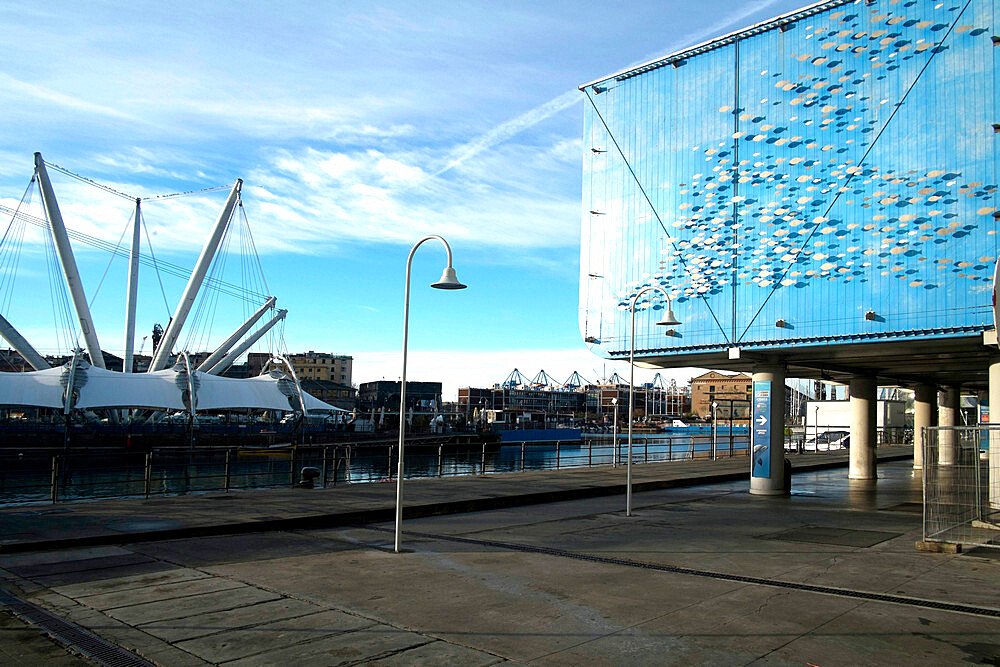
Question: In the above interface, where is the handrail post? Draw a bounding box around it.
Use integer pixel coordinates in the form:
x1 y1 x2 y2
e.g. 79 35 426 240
224 449 231 493
588 441 592 467
50 455 58 504
321 446 328 488
521 442 525 471
556 441 560 469
145 451 153 498
438 444 443 477
388 444 393 481
644 439 648 463
290 447 296 487
481 442 486 475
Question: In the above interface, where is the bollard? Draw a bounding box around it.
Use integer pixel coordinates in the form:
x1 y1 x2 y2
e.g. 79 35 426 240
297 466 321 488
224 449 231 493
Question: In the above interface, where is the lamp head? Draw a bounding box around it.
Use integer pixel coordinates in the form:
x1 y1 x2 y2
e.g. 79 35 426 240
431 266 467 290
656 307 681 327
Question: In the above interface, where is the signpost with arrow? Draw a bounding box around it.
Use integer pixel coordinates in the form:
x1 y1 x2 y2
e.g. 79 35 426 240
752 381 771 478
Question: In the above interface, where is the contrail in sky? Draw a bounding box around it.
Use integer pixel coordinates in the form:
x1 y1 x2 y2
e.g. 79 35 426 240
434 0 785 177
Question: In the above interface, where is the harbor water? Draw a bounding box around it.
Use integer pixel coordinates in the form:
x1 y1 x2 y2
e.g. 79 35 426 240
0 432 751 505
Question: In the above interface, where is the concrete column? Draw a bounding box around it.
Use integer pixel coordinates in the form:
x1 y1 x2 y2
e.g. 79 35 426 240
990 360 1000 509
938 386 959 467
912 383 936 470
750 365 785 496
849 376 877 480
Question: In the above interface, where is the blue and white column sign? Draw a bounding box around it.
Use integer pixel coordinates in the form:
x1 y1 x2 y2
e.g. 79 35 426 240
752 380 771 478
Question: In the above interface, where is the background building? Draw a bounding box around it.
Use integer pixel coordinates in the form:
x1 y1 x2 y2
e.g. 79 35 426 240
358 381 442 414
690 371 751 419
285 351 352 384
578 0 998 392
298 379 356 411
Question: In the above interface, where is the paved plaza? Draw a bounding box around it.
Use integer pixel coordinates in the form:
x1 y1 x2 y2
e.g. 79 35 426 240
2 450 999 665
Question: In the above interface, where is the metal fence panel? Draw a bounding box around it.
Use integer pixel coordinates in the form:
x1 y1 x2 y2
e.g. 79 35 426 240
923 426 1000 549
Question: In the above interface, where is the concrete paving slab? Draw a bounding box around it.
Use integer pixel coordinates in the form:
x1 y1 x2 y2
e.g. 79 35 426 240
51 567 209 599
366 639 506 666
129 530 358 567
222 625 431 666
137 597 325 643
0 546 132 569
173 609 376 663
3 552 154 577
103 585 280 625
76 575 247 610
760 601 1000 665
30 559 176 588
759 525 903 547
10 589 208 666
204 540 748 663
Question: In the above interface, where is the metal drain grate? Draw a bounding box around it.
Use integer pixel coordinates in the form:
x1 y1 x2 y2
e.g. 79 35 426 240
367 526 1000 619
0 587 154 667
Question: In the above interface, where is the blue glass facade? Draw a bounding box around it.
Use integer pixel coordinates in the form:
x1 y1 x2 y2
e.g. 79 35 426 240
581 0 998 362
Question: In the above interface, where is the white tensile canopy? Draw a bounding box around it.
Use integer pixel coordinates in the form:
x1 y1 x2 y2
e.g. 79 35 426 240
0 366 66 409
0 362 346 414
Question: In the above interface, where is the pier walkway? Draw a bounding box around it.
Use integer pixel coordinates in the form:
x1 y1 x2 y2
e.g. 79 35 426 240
2 447 1000 665
0 448 908 553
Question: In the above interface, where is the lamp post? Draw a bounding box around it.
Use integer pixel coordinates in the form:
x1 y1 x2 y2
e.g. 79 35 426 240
611 397 618 467
627 287 680 516
711 400 718 461
395 235 466 553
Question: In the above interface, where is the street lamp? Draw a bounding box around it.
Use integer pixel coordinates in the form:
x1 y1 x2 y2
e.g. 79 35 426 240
627 287 680 516
711 400 718 461
395 235 466 553
611 397 618 468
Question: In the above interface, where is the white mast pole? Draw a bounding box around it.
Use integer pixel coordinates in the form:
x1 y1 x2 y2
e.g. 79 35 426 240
149 179 242 372
0 312 50 371
206 309 286 376
124 198 141 373
34 153 105 369
196 296 276 372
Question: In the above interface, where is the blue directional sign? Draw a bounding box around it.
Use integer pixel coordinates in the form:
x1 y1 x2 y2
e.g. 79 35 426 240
752 381 771 478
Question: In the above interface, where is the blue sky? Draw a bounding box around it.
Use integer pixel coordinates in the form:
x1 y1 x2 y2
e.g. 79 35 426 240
0 0 810 397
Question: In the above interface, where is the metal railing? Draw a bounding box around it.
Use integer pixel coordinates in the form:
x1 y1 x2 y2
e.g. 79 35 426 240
0 428 861 505
922 425 1000 549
